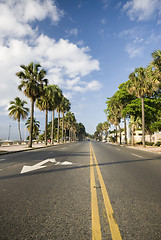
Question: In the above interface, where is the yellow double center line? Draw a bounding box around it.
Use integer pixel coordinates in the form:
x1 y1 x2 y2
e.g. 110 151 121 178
90 143 122 240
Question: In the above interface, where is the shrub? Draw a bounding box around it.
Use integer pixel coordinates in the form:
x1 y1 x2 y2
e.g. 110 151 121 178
145 141 154 146
154 141 161 147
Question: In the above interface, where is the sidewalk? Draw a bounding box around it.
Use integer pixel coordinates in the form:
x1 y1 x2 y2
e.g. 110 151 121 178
0 142 60 155
120 144 161 154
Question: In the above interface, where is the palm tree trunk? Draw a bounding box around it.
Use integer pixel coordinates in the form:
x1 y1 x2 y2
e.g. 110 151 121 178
62 112 64 143
69 127 71 142
18 118 22 141
65 128 66 143
131 124 135 146
45 108 48 145
28 99 34 147
115 125 117 143
57 110 60 143
119 125 121 145
51 110 55 144
124 116 127 145
141 97 145 147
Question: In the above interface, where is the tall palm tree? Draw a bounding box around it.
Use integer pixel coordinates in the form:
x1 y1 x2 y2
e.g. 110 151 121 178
16 62 47 147
8 97 29 141
102 121 110 140
25 117 40 140
49 85 63 144
56 94 64 144
127 66 159 147
64 111 76 142
59 97 71 143
36 85 54 145
152 50 161 73
44 84 62 144
106 96 121 143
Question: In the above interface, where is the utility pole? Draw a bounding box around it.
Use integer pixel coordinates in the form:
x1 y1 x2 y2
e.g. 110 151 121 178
8 125 11 140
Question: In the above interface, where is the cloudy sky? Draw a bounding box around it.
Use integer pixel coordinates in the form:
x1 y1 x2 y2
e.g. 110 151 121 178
0 0 161 140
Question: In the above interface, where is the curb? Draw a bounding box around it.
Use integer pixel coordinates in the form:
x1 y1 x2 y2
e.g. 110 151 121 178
0 144 58 156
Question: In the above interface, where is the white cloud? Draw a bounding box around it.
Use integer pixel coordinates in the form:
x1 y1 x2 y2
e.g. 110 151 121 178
0 35 100 109
123 0 160 21
119 27 144 42
125 43 144 58
146 32 161 44
72 80 102 93
101 18 106 24
0 0 101 119
102 0 110 10
0 0 63 42
65 28 79 37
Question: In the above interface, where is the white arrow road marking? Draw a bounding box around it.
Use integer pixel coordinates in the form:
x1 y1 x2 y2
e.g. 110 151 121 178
131 153 143 158
0 159 6 162
55 161 74 166
21 158 56 174
115 148 120 151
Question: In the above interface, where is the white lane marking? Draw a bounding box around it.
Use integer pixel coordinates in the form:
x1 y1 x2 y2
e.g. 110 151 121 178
115 148 120 151
55 161 75 166
21 158 76 174
131 153 143 158
0 159 6 162
21 158 56 174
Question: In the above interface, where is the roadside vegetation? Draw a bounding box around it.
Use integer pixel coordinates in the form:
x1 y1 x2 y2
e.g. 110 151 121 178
96 50 161 147
8 62 87 147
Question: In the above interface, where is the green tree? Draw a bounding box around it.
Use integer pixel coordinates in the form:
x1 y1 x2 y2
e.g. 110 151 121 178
105 96 121 143
59 97 71 142
8 97 29 141
47 85 63 144
152 50 161 74
127 66 159 147
36 85 56 145
102 121 110 140
64 111 76 142
123 98 161 143
16 62 47 147
25 117 40 140
76 122 86 141
115 83 135 144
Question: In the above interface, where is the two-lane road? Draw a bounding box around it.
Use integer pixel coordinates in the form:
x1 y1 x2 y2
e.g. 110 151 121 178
0 141 161 239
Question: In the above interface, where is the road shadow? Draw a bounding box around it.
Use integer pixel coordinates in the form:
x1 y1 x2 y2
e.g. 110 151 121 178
0 156 161 181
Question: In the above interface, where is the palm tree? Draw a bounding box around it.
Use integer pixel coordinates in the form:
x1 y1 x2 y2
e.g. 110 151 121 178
36 85 53 145
129 116 142 146
56 93 64 143
59 97 71 143
127 66 159 147
16 62 47 147
64 111 76 142
25 117 40 140
50 85 63 144
8 97 29 141
106 96 121 144
49 85 63 144
152 50 161 73
102 121 110 140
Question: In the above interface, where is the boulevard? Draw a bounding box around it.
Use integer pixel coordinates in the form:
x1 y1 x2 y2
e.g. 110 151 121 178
0 141 161 239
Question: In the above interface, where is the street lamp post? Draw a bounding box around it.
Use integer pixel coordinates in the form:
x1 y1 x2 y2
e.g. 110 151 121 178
8 125 11 140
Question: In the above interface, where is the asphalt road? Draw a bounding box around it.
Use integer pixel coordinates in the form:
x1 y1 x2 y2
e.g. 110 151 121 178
0 141 161 239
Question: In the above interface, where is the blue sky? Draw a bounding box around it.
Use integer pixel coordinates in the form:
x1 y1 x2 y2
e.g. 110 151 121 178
0 0 161 140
